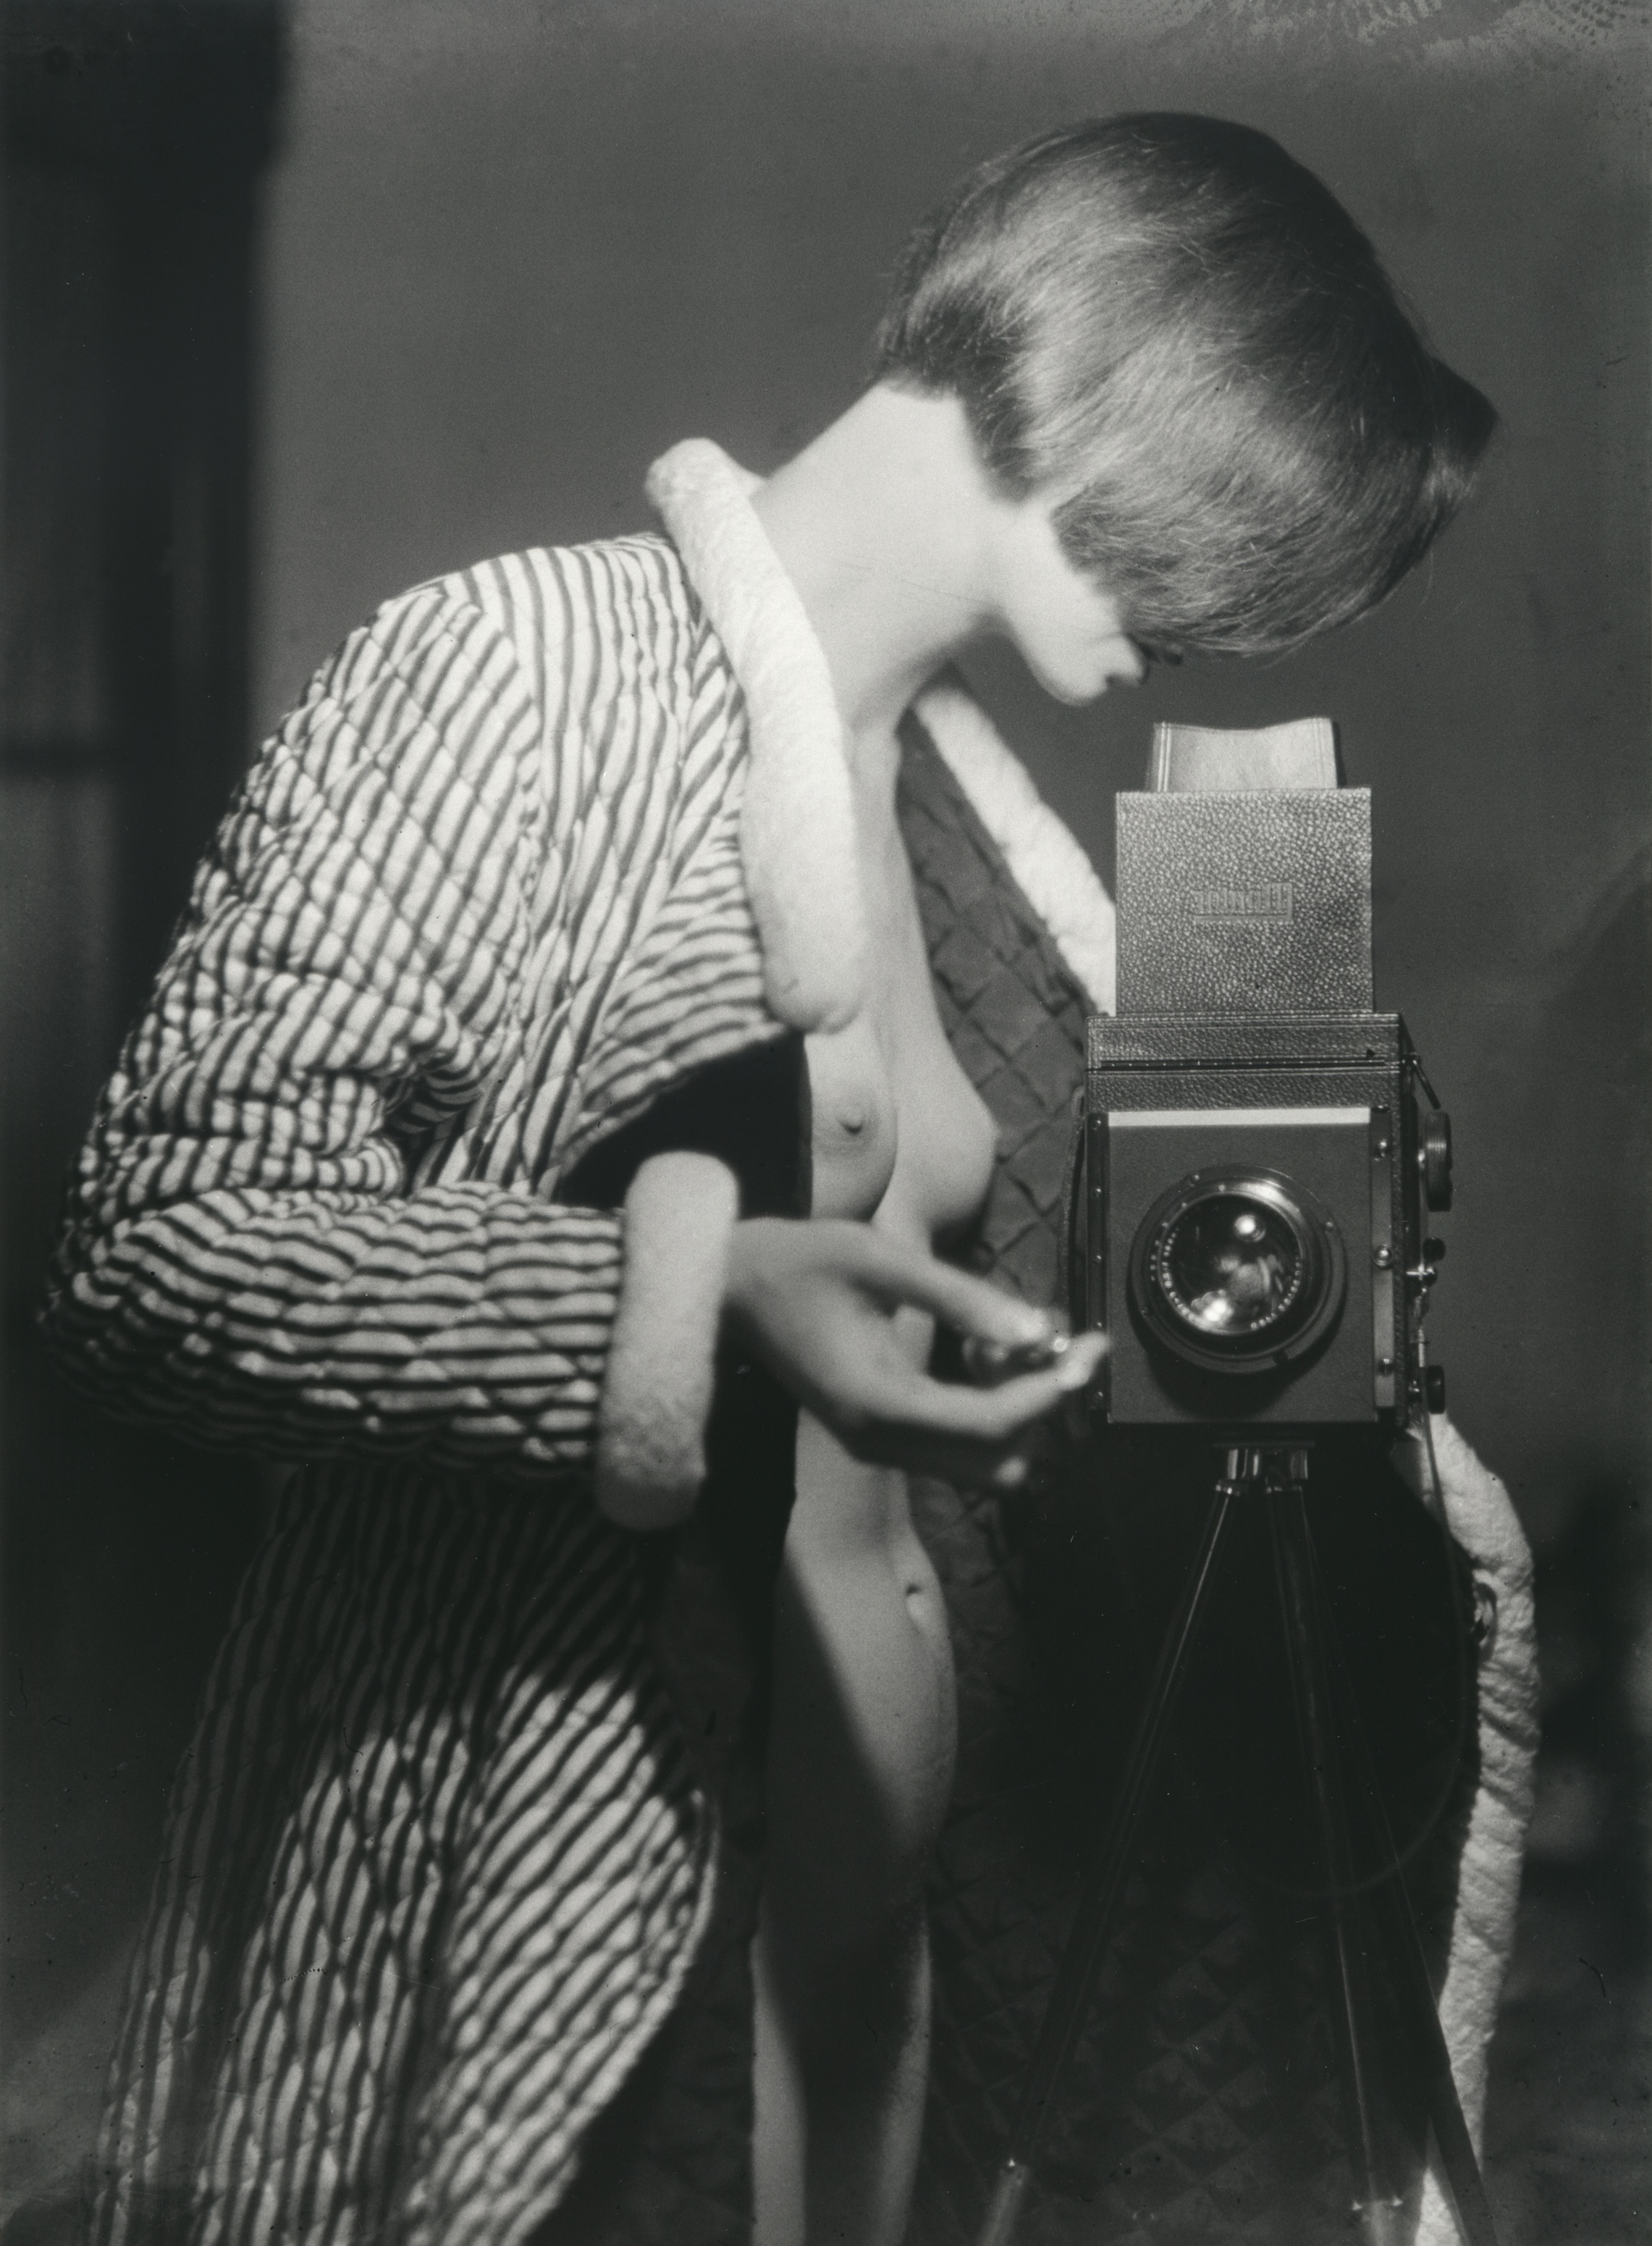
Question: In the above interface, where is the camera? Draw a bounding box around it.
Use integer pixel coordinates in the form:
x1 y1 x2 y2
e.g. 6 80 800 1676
1075 723 1453 1433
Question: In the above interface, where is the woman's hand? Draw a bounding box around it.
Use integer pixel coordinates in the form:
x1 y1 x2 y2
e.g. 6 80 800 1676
723 1217 1103 1489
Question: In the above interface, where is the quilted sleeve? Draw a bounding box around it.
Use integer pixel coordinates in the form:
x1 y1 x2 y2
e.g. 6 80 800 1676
41 581 730 1500
1397 1416 1538 2243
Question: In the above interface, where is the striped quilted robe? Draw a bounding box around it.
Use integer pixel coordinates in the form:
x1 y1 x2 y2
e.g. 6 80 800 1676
43 439 1536 2245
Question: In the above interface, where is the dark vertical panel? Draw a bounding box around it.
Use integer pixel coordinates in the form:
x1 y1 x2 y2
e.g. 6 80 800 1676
1 7 285 2218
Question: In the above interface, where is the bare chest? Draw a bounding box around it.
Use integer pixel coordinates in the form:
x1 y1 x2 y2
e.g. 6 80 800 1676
805 778 996 1245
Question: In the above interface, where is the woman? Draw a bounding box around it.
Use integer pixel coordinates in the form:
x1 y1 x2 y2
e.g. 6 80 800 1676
45 116 1533 2245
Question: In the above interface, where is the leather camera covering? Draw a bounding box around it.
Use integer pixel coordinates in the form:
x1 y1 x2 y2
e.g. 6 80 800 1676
1116 790 1373 1017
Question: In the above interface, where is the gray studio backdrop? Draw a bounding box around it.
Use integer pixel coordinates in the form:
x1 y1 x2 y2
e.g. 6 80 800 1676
3 1 1646 2236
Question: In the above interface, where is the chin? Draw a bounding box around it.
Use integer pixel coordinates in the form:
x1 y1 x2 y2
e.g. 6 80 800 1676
1032 663 1111 708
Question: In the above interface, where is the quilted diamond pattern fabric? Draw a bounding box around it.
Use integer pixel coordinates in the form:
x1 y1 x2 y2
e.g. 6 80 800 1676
895 717 1475 2246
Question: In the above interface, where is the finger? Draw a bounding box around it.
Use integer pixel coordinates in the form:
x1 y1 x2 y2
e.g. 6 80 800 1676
850 1237 1058 1352
962 1326 1061 1384
868 1332 1106 1444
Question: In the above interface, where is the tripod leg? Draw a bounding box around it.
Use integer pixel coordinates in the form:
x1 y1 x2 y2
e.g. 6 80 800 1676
1364 1861 1505 2246
1291 1523 1505 2246
1273 1486 1409 2246
976 1464 1243 2246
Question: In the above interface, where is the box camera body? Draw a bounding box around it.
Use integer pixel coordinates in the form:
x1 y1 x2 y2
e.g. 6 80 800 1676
1079 733 1452 1434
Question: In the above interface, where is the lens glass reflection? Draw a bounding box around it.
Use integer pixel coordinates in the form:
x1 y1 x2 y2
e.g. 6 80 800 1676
1158 1195 1302 1337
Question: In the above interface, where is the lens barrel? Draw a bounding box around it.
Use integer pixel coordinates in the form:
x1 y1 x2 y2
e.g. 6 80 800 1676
1129 1166 1347 1375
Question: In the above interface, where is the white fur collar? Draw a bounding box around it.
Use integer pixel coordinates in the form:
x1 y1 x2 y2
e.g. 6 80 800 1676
645 439 864 1032
644 437 1116 1026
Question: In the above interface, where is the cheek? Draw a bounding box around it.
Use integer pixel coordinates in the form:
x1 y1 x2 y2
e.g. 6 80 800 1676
998 537 1134 699
1036 581 1108 650
1056 579 1132 662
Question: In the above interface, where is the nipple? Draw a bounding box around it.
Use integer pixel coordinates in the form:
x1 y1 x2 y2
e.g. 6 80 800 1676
805 1022 897 1219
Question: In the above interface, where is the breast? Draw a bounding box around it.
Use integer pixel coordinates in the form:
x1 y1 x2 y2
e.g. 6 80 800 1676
866 838 1000 1250
804 1000 997 1244
806 1014 899 1222
884 1034 998 1247
804 810 1000 1244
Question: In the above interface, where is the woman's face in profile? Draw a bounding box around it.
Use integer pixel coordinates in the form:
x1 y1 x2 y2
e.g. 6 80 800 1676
986 489 1147 705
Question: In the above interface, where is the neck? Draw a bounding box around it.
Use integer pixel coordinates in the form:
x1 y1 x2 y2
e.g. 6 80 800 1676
751 385 1003 752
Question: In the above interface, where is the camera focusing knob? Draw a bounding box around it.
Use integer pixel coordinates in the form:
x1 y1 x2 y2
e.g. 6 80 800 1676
1420 1110 1453 1211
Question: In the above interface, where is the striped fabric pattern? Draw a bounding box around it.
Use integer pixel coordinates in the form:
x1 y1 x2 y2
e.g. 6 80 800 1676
93 1471 716 2246
45 537 787 2242
46 538 775 1471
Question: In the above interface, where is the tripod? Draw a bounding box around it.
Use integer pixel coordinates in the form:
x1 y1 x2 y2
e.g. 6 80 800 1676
977 1442 1501 2246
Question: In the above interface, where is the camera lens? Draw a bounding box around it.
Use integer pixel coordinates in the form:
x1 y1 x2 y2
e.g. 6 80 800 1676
1158 1195 1304 1337
1129 1166 1347 1375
